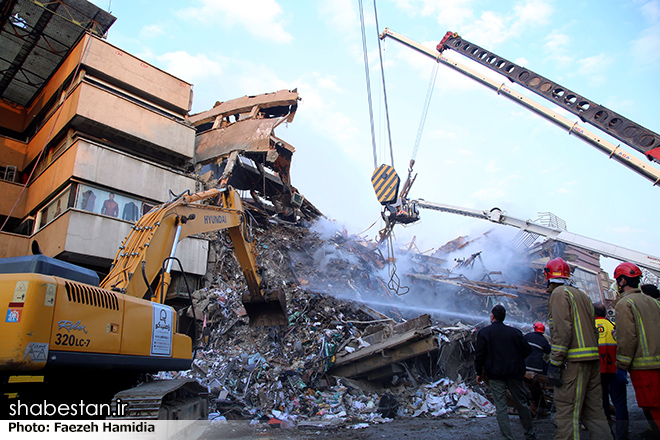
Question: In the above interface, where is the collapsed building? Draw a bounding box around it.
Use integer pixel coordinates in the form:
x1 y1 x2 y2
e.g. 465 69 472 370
167 201 623 425
189 89 321 223
163 157 616 425
169 108 655 423
166 89 522 424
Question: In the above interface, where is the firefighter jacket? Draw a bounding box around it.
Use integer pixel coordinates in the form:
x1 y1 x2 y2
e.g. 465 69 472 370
595 316 617 374
547 283 599 366
614 288 660 371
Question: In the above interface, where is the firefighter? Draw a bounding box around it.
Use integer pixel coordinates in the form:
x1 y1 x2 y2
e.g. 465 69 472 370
524 321 551 416
544 257 612 440
613 262 660 439
525 321 551 375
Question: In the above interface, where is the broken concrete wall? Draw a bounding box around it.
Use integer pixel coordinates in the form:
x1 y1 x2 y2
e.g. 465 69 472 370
190 90 302 221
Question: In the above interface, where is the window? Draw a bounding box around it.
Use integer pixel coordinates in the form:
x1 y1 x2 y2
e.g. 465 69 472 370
75 184 151 222
573 267 602 303
1 165 17 182
37 187 71 230
35 184 156 232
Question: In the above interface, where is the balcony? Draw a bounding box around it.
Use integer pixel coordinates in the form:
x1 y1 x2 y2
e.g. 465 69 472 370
32 209 208 276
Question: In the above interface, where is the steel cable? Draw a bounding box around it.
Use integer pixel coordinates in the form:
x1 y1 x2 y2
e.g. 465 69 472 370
412 60 440 163
358 0 378 170
372 0 394 166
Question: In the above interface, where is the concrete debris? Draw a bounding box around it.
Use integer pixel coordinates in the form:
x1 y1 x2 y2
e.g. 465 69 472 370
158 207 555 428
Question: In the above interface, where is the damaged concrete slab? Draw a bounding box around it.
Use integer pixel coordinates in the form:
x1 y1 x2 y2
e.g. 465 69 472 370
330 314 439 380
190 89 299 128
190 89 316 222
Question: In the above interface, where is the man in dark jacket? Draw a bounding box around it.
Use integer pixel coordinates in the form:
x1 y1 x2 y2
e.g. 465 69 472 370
475 304 537 440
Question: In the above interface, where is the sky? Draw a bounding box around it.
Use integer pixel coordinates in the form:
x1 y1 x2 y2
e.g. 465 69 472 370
89 0 660 277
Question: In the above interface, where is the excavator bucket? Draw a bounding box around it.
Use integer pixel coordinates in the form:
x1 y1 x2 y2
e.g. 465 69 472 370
242 289 287 327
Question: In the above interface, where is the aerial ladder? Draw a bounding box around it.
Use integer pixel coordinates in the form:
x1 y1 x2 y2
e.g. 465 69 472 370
411 199 660 274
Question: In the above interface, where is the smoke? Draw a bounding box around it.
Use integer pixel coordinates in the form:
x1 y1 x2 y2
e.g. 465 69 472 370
290 217 539 327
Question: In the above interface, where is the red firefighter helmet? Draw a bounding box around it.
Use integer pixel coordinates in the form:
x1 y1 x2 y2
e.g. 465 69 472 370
533 322 545 333
544 257 571 281
613 262 642 280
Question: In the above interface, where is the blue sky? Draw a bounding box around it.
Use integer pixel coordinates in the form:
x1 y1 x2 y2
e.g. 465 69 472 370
90 0 660 276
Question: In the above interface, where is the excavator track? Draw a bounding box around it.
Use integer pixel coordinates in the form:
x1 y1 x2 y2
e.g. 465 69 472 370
109 379 208 420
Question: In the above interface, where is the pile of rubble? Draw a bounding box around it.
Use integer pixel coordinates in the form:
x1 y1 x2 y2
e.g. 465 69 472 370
163 213 541 427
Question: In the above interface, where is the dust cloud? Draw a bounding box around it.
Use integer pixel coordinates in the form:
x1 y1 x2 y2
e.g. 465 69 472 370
289 217 541 329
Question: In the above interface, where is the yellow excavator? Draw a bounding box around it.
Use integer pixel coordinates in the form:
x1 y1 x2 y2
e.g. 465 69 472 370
0 186 286 418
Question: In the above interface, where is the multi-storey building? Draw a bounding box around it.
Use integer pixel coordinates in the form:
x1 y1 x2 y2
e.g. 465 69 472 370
0 0 208 284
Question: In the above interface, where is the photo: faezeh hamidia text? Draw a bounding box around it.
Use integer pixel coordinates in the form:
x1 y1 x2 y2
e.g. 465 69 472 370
9 421 155 433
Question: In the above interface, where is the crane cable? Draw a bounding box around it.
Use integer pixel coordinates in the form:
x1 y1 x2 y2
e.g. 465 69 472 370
386 59 441 295
412 59 441 164
358 0 395 169
358 0 378 170
372 0 394 167
358 0 410 295
386 233 409 296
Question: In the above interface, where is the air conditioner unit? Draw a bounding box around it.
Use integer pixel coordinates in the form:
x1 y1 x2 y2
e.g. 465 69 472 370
291 192 304 208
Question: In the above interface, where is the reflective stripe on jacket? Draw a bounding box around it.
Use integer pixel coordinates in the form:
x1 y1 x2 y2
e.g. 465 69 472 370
614 289 660 370
548 284 599 366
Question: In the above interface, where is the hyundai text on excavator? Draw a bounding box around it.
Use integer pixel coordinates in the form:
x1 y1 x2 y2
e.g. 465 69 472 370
0 186 287 418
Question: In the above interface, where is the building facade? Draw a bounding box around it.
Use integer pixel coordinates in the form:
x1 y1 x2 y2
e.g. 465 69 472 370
0 21 208 281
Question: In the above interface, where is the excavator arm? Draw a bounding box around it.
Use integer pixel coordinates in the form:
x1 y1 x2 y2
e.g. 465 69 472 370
0 186 283 419
100 186 286 327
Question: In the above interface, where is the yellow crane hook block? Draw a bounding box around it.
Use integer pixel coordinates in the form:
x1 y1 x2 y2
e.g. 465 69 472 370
372 164 400 205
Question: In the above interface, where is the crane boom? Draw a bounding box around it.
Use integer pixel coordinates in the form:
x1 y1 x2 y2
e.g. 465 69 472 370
379 28 660 186
412 199 660 274
372 29 659 273
436 31 660 164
